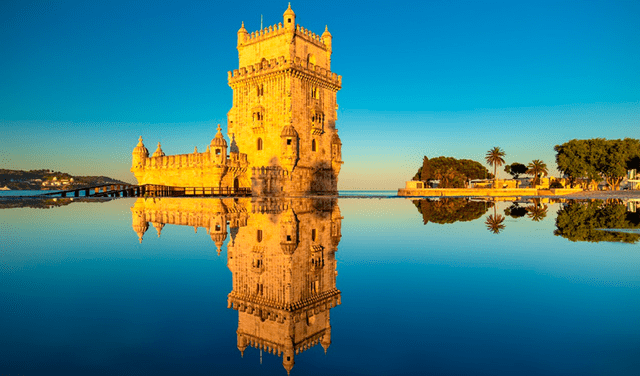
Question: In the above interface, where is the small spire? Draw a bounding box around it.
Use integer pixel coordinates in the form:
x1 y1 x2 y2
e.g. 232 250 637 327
138 136 143 143
194 146 198 153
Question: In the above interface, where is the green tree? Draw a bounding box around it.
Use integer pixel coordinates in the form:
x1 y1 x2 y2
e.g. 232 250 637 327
555 138 640 190
485 147 506 185
526 160 548 186
504 162 527 179
417 156 491 188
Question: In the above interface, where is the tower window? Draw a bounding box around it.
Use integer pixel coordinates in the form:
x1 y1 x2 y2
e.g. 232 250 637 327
257 229 263 242
216 149 221 155
257 84 264 97
288 18 291 23
312 139 316 152
257 138 263 151
312 229 316 241
287 235 292 241
287 138 292 145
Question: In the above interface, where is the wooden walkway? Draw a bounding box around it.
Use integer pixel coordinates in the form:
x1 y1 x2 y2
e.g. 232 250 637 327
38 184 251 198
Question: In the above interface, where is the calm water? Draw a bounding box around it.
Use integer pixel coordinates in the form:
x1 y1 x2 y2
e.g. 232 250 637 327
1 196 639 376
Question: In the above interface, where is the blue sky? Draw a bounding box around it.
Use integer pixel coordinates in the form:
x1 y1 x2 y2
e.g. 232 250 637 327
1 0 638 189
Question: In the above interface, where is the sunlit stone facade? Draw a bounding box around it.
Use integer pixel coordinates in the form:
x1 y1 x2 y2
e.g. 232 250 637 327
130 197 342 373
131 5 343 195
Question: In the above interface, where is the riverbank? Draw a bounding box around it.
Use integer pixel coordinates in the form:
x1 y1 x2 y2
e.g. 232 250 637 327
397 187 583 197
558 190 640 199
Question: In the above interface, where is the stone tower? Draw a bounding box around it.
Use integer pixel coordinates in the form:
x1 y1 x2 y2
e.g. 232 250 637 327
227 5 343 195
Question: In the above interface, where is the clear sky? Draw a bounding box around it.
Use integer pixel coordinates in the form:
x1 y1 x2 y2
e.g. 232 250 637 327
1 0 638 189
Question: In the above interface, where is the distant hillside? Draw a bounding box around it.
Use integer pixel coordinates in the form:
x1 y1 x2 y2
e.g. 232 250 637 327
0 169 129 190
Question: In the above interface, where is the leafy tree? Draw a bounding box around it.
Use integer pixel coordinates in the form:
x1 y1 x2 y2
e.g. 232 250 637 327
485 147 506 184
416 156 491 188
504 162 527 179
555 138 640 190
526 159 548 186
554 200 640 243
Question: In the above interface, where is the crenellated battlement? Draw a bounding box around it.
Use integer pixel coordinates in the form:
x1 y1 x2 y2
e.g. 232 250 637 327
132 128 251 189
241 22 329 50
228 55 341 88
142 150 248 169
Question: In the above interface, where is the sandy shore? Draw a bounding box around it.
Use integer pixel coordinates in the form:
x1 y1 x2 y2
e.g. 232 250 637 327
558 190 640 199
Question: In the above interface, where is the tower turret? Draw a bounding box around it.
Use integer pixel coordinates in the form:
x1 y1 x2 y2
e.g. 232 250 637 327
131 136 149 170
282 337 295 375
152 142 165 158
280 206 299 255
280 125 299 173
131 205 149 244
237 21 248 46
331 133 343 176
322 25 332 50
210 124 229 165
283 3 295 31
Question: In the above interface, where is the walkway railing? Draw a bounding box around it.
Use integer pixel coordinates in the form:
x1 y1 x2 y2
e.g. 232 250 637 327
38 184 251 198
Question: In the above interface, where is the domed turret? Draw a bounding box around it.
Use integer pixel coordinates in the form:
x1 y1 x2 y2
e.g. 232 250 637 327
152 142 165 158
210 209 228 255
131 136 149 170
131 210 149 244
281 125 299 173
210 124 228 165
331 133 343 176
283 3 295 31
322 25 332 51
282 339 295 375
280 206 299 255
237 21 248 46
211 124 228 148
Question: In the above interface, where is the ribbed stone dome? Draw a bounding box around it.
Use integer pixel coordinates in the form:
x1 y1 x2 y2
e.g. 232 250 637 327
211 124 228 148
281 125 298 137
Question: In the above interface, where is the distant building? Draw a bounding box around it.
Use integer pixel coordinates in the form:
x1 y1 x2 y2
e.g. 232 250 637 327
132 5 343 195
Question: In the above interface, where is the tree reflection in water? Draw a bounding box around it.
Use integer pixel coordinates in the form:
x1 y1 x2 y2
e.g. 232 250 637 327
413 198 489 225
526 198 548 222
554 199 640 243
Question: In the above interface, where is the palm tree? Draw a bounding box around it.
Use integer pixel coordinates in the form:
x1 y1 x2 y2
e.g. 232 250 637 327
485 147 506 187
526 159 548 186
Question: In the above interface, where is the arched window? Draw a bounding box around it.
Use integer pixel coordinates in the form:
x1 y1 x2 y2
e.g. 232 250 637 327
312 139 316 152
312 229 316 241
257 229 263 242
257 138 263 151
257 84 264 97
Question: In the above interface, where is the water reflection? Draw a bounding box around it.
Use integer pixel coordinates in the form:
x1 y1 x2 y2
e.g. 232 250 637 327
130 197 342 374
413 198 489 224
554 199 640 243
411 197 640 242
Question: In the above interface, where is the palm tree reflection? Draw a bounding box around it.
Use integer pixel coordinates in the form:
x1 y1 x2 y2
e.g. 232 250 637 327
485 201 506 234
526 199 548 222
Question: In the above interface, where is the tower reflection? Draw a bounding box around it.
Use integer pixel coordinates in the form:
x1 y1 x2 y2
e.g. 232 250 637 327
131 197 342 374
